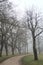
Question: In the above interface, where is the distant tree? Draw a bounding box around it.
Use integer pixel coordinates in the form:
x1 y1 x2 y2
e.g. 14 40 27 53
0 0 17 56
0 0 28 56
16 28 27 54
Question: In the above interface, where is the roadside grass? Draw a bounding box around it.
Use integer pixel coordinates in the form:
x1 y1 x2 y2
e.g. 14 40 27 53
0 55 15 63
21 54 43 65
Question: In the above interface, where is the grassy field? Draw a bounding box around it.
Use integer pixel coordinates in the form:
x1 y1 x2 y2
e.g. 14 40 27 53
21 54 43 65
0 55 15 63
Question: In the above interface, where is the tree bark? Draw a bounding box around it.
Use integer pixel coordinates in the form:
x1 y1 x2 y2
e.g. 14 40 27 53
5 43 8 56
32 32 38 60
18 48 21 54
0 43 3 57
12 47 14 55
0 36 3 57
27 43 28 54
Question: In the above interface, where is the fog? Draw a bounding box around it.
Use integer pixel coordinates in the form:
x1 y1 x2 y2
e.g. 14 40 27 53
0 0 43 56
9 0 43 17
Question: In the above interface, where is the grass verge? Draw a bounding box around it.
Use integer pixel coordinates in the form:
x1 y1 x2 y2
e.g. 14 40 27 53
21 54 43 65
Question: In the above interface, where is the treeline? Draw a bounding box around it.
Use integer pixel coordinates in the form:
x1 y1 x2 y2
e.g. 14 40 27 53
0 0 43 61
0 0 28 57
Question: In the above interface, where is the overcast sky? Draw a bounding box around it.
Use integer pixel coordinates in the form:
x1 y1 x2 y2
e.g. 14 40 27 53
9 0 43 19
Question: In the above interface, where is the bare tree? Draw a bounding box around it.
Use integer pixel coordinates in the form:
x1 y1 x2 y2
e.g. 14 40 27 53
16 28 27 54
0 0 17 56
23 9 43 60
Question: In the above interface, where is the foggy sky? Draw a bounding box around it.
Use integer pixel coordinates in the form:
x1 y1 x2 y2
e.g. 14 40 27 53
8 0 43 19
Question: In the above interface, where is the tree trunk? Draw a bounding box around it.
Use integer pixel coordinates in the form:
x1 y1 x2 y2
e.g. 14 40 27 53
32 32 38 60
0 39 3 57
0 34 3 57
12 47 14 55
38 37 40 54
27 43 28 54
0 43 3 57
5 43 8 56
18 48 21 54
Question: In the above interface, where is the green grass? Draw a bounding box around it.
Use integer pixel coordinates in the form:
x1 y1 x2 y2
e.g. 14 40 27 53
21 54 43 65
0 55 15 63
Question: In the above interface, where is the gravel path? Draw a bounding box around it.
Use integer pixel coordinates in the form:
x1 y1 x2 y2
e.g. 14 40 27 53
0 55 25 65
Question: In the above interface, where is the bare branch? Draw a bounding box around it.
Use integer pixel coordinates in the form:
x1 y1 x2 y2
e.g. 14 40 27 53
35 14 38 28
35 30 43 38
0 0 6 2
26 10 33 31
27 21 32 31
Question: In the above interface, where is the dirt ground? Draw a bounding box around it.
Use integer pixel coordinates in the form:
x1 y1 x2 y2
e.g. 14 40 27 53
0 55 25 65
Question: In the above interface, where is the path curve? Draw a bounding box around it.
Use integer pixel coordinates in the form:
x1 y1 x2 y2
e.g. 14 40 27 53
0 55 26 65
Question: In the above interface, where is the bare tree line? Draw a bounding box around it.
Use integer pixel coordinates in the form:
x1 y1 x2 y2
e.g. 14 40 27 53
0 0 28 57
0 0 43 61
